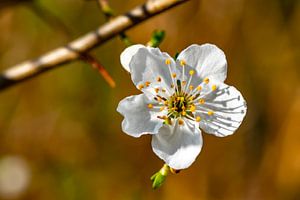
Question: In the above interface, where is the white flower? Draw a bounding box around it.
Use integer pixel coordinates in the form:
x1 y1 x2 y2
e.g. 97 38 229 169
117 44 247 170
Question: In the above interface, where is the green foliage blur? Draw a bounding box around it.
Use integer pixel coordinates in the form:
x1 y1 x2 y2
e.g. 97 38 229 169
0 0 299 199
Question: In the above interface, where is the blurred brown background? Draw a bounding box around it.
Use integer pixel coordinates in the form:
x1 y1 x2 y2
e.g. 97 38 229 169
0 0 299 199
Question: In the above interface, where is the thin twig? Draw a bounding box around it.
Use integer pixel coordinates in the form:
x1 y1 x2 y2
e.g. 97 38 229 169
80 53 116 88
0 0 189 91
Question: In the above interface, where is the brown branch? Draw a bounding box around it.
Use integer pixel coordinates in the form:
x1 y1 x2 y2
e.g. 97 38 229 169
26 1 117 88
97 0 132 46
0 0 189 91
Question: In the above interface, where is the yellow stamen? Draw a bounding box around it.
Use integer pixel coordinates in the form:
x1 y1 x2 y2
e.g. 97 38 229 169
138 84 144 90
145 81 151 87
157 77 162 82
196 116 201 122
182 111 186 116
160 106 165 111
189 105 196 112
197 86 202 91
158 116 167 120
162 89 166 93
171 84 174 88
180 97 184 101
178 119 184 125
148 104 153 109
165 59 171 65
182 81 187 86
172 73 177 78
212 84 217 91
199 99 205 104
154 88 160 93
188 96 194 101
180 60 186 67
208 110 214 116
204 77 209 84
189 70 195 76
189 85 194 90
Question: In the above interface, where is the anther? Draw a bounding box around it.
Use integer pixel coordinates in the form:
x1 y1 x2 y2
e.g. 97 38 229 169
160 106 165 111
180 60 186 67
182 81 187 86
171 84 174 88
178 119 184 125
196 116 201 122
199 99 205 104
154 88 160 93
207 110 214 116
145 81 151 87
138 84 144 90
204 77 209 84
212 85 217 91
148 104 153 109
197 86 202 91
154 97 161 102
189 85 194 90
182 111 186 116
189 70 195 76
157 116 167 120
162 89 166 93
165 59 171 65
157 77 162 82
172 73 177 78
189 105 196 112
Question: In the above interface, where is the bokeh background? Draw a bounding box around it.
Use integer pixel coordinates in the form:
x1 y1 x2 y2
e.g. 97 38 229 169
0 0 299 199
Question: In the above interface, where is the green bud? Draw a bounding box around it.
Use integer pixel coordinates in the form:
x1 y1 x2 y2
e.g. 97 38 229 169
147 30 166 48
150 164 169 189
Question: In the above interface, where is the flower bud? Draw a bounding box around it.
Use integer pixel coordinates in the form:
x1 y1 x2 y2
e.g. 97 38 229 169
150 164 169 189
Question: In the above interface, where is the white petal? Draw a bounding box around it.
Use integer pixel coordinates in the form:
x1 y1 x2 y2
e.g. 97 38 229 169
117 94 163 138
198 83 247 137
151 120 203 170
120 44 145 72
177 44 227 82
129 47 177 92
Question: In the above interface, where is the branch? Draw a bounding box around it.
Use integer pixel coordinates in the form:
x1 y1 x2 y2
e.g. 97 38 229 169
97 0 133 46
0 0 189 91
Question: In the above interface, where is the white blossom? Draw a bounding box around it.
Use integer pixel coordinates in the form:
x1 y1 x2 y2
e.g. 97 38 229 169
117 44 247 170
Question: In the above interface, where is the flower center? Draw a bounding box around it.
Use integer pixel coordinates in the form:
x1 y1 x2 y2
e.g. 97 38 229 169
145 59 218 126
166 81 195 120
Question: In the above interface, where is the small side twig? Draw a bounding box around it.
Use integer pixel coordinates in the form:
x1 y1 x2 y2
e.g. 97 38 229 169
80 53 116 88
